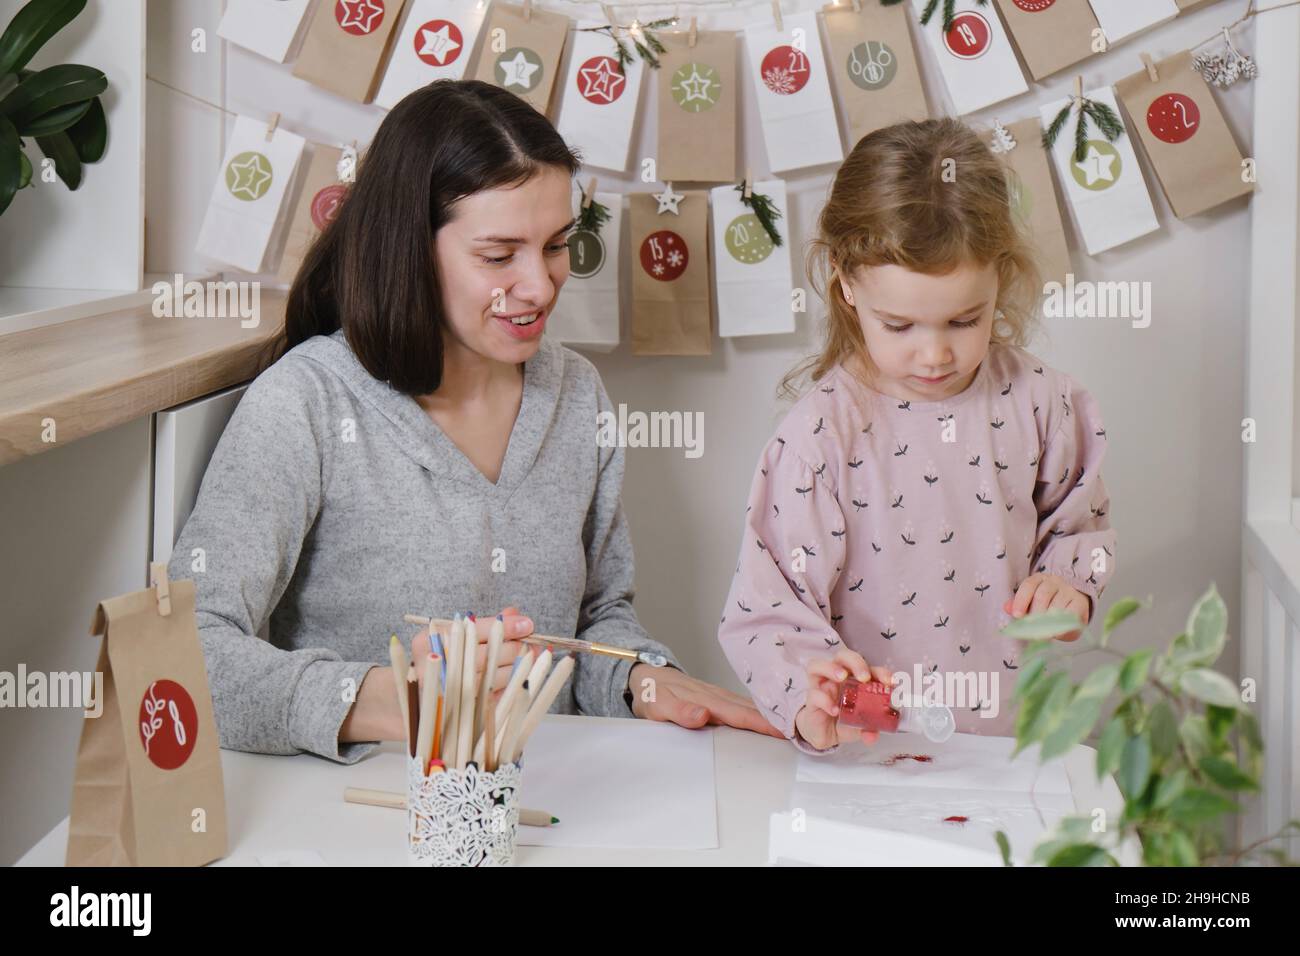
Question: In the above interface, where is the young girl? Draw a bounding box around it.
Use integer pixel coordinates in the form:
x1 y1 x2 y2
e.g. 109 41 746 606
718 118 1116 754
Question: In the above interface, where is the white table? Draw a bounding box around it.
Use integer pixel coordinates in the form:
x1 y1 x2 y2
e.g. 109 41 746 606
18 716 1128 866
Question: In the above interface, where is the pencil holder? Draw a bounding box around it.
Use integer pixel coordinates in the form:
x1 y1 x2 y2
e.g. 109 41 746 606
406 757 522 866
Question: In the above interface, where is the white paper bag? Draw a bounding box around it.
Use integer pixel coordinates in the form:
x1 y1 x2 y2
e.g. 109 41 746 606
1038 86 1159 255
547 187 622 351
555 20 647 173
910 0 1028 115
743 11 842 172
217 0 311 63
374 0 488 109
711 179 795 338
1087 0 1179 44
196 115 306 273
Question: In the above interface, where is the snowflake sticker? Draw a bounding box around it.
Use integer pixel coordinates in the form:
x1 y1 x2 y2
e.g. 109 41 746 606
640 230 689 281
944 12 991 60
760 45 810 95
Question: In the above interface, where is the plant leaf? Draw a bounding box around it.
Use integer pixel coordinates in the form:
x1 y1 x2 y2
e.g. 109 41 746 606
0 0 87 76
16 96 89 136
1040 692 1102 760
64 91 103 162
1184 584 1227 659
994 830 1012 866
1153 767 1188 809
34 128 79 188
1013 670 1070 754
0 112 20 214
1047 843 1110 866
1076 661 1120 701
1198 755 1258 792
1013 653 1048 702
1095 715 1125 778
1118 733 1151 800
18 143 31 187
1179 714 1211 765
1166 787 1237 825
1168 830 1198 866
1118 648 1154 695
1237 710 1264 752
1 63 106 129
1102 596 1141 637
1001 608 1083 640
1181 668 1243 710
1147 699 1179 760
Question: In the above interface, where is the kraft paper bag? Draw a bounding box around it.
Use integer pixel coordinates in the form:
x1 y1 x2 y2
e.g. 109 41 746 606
629 190 712 356
1038 85 1159 255
1114 49 1253 219
67 567 227 866
293 0 408 103
911 0 1028 115
556 19 647 173
374 0 489 109
217 0 311 63
471 2 571 116
994 0 1098 81
982 117 1072 287
1087 0 1178 44
547 184 622 351
742 11 843 173
656 30 738 183
821 1 929 148
277 145 347 284
711 180 795 338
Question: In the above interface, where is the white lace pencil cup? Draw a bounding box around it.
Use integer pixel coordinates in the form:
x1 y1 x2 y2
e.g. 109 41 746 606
406 757 523 866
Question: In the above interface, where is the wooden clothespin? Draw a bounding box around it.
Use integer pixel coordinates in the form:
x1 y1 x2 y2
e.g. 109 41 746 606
600 3 615 26
1140 52 1159 83
264 112 280 141
582 176 597 209
1073 75 1083 109
149 562 172 617
689 16 697 48
743 167 753 200
522 0 532 22
772 0 784 33
851 0 862 13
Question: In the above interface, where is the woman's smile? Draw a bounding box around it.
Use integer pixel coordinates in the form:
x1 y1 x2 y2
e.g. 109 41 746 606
493 307 547 340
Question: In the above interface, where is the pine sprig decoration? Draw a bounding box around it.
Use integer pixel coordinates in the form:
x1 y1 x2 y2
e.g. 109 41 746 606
736 180 784 248
577 195 612 235
582 17 675 71
915 0 990 34
1042 94 1126 164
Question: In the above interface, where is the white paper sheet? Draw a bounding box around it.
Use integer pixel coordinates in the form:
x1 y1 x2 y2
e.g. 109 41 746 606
374 0 488 109
1087 0 1179 44
1038 85 1159 255
743 12 843 172
217 0 311 63
517 715 718 849
547 185 622 351
911 0 1028 115
555 20 647 173
795 730 1072 794
710 179 795 337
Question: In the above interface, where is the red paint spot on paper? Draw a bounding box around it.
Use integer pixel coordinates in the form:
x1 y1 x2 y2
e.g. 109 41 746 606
882 753 933 766
943 815 969 824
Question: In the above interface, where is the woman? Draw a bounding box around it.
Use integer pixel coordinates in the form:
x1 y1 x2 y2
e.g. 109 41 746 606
168 79 777 763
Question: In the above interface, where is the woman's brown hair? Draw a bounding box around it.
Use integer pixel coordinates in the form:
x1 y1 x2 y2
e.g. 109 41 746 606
257 79 582 395
782 117 1042 401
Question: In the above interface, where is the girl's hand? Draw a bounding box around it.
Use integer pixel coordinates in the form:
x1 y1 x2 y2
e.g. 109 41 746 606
794 649 896 751
1004 574 1090 642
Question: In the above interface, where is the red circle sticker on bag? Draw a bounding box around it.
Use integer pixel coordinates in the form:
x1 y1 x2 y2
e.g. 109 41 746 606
138 680 198 770
412 19 463 66
1147 92 1200 144
760 45 811 95
576 56 627 104
944 12 991 59
640 230 688 281
335 0 385 36
310 183 348 231
1012 0 1056 11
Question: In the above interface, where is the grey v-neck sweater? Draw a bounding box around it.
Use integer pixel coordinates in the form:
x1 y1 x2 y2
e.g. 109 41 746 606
167 328 678 764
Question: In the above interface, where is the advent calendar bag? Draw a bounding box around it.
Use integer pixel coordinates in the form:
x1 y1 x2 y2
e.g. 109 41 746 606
982 117 1072 286
472 2 571 116
656 29 738 183
629 190 712 356
277 145 347 283
1113 49 1253 219
66 565 227 866
293 0 408 102
993 0 1098 81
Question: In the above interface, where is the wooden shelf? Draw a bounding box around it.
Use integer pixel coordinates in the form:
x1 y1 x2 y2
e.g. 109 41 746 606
0 291 286 467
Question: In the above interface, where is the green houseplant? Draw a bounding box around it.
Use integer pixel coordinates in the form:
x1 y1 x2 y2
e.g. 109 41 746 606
995 584 1298 866
0 0 107 216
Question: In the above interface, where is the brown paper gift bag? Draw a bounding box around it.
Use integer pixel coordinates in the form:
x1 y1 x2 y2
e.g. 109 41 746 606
629 190 712 356
66 564 227 866
292 0 407 103
472 2 570 117
1114 50 1254 219
656 30 738 183
277 145 347 284
821 1 928 148
982 117 1072 287
994 0 1098 82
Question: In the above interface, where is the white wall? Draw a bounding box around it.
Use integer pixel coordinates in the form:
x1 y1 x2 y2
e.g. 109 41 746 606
163 0 1252 695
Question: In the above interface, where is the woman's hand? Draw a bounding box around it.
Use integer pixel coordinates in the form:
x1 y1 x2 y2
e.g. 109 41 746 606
794 649 895 751
627 663 785 738
1004 574 1090 642
411 606 534 695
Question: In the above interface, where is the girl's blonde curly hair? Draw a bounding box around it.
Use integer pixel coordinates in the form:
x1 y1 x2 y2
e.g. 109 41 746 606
781 117 1043 401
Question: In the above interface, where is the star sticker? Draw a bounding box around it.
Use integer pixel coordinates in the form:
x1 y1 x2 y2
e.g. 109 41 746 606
678 67 713 103
579 58 625 103
1074 145 1117 187
499 50 540 90
338 0 383 34
418 25 460 65
654 183 683 215
228 153 272 200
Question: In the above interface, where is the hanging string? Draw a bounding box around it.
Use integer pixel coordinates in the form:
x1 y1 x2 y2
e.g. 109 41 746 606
1191 0 1300 50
